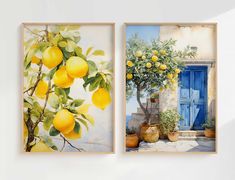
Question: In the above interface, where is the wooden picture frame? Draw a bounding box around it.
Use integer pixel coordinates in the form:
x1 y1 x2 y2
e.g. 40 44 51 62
123 23 217 154
21 23 115 154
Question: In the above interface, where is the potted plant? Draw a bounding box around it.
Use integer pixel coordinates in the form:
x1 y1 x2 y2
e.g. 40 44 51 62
126 35 196 143
159 109 181 142
202 118 215 138
126 128 139 148
150 92 159 103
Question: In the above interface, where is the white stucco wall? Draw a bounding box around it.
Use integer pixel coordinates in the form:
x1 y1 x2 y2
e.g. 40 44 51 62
159 25 216 120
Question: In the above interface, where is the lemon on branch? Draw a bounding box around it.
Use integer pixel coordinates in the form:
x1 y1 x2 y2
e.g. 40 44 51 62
159 64 167 70
31 141 54 152
53 109 75 134
35 80 48 99
127 60 134 67
135 50 143 57
142 55 146 60
152 50 159 56
63 127 82 140
160 49 167 56
151 55 158 62
66 56 88 78
127 73 133 80
92 88 111 110
167 73 173 79
53 66 74 88
31 56 41 64
146 62 152 68
42 46 63 69
175 68 181 74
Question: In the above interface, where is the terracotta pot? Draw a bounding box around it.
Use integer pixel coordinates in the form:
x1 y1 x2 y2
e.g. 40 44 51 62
168 131 180 142
140 123 159 143
204 128 215 138
126 134 139 148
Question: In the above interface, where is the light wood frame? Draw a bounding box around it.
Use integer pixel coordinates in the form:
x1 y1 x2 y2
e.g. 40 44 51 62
123 22 218 154
21 22 115 154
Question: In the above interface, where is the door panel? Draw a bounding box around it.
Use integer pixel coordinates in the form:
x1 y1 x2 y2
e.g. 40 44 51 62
178 66 207 130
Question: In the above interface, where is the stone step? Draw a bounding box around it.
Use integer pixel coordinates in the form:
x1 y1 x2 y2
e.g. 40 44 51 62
179 130 204 137
178 136 215 141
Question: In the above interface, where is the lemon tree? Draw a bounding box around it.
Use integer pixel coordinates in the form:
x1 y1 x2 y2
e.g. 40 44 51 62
126 34 196 124
23 25 112 152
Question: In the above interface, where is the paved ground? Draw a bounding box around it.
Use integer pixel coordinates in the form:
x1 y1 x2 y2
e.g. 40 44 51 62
127 138 216 152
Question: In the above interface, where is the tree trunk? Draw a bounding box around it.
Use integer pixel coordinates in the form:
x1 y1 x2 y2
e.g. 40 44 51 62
136 85 150 124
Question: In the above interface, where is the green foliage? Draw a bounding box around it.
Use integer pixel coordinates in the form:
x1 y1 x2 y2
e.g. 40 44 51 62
159 109 181 135
49 126 60 136
126 34 196 98
202 118 215 130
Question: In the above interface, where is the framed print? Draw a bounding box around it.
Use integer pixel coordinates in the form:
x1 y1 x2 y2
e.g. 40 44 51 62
22 23 115 153
124 23 217 153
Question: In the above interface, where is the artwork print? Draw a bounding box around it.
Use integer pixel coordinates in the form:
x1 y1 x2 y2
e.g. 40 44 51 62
23 23 114 153
125 23 217 153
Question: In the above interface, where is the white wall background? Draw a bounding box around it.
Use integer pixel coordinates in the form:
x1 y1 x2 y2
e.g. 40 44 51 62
0 0 235 179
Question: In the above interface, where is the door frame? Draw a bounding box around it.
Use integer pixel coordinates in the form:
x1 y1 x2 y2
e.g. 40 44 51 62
178 65 208 130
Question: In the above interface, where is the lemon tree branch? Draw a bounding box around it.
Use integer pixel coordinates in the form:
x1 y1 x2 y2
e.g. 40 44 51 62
59 134 84 152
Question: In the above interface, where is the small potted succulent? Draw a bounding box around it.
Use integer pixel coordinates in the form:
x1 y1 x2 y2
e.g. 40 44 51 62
159 109 181 142
150 92 159 103
126 128 139 148
202 118 215 138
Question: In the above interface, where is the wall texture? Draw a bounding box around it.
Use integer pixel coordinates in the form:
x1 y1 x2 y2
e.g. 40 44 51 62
1 0 235 180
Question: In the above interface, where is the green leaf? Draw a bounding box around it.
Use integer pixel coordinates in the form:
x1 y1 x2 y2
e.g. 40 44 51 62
48 67 57 79
65 40 77 52
49 126 60 136
86 47 93 56
81 114 94 126
74 121 80 133
43 115 54 131
87 60 98 75
89 76 102 91
55 87 67 104
77 118 89 131
74 47 86 59
67 107 78 114
24 48 37 69
24 102 32 109
51 145 58 151
92 50 105 56
83 77 96 89
70 99 84 107
33 101 42 113
48 94 60 109
58 41 67 48
63 88 70 95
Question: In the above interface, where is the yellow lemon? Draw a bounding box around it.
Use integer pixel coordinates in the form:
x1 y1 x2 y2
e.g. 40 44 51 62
167 73 173 79
142 55 146 60
35 80 48 99
151 55 158 62
92 88 111 110
159 64 167 70
146 62 152 68
174 73 178 78
53 109 75 134
63 128 82 140
42 46 63 69
159 87 164 92
127 60 134 67
155 62 161 67
53 66 74 88
175 68 181 74
127 73 133 80
152 50 159 55
135 50 143 57
66 56 88 78
171 79 176 84
31 141 54 152
160 49 167 55
31 56 41 64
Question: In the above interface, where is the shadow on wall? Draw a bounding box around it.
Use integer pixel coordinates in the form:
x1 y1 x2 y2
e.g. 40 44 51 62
143 0 235 21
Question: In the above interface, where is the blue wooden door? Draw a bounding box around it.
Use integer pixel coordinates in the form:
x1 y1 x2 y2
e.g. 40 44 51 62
178 66 207 130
